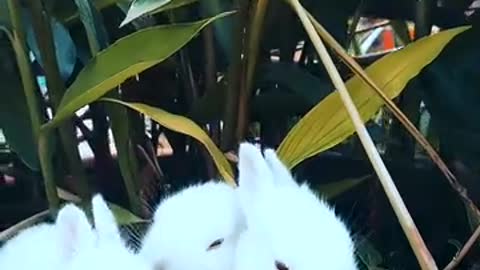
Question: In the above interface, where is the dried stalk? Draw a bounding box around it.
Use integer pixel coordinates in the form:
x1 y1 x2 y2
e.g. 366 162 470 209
443 224 480 270
0 210 49 242
288 1 437 269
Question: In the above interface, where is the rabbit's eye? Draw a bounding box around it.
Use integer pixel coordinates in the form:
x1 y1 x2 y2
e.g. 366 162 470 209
207 238 224 251
275 261 289 270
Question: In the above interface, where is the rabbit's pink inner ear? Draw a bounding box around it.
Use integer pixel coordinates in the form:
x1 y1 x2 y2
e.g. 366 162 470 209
55 204 95 261
263 149 298 188
237 142 274 193
91 194 122 245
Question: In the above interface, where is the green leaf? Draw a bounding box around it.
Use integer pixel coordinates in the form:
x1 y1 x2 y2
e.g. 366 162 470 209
23 8 78 82
277 26 471 169
57 187 146 225
44 11 234 130
317 174 370 199
0 34 40 170
120 0 198 27
108 202 147 225
101 98 235 184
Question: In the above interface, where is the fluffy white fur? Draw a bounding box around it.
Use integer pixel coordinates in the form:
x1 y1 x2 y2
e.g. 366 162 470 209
67 194 151 270
0 203 94 270
139 181 245 270
0 194 152 270
234 143 358 270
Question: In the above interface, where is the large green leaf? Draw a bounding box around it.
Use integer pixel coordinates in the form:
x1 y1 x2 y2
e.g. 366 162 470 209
277 26 471 169
0 33 40 170
101 98 235 184
44 12 234 129
120 0 198 27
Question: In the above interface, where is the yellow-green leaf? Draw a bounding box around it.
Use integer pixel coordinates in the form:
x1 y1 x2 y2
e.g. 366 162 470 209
44 11 234 130
318 174 370 199
120 0 198 27
57 187 146 225
277 26 471 169
101 98 235 184
108 202 147 225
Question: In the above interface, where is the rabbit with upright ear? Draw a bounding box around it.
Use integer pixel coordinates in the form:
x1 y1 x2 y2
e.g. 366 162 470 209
139 180 245 270
0 203 95 270
234 143 358 270
67 194 152 270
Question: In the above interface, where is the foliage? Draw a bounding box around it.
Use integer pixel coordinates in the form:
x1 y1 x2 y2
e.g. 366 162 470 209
277 26 469 169
0 0 479 268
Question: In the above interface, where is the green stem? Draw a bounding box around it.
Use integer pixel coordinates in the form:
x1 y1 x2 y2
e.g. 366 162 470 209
233 0 270 144
6 0 58 213
6 0 43 142
244 0 269 95
73 0 143 215
221 0 249 151
26 0 90 202
38 128 59 212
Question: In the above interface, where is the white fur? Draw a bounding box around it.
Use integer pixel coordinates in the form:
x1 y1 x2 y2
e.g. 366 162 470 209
234 142 358 270
67 194 152 270
139 181 245 270
0 194 152 270
0 203 94 270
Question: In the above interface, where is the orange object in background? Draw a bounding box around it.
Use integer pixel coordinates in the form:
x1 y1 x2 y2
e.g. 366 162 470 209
382 27 395 50
381 24 415 50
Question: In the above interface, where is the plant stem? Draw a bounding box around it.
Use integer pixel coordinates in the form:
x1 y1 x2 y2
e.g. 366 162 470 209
202 26 221 145
6 0 42 142
221 0 249 151
288 1 437 269
345 0 364 49
0 210 49 242
73 0 143 215
244 0 269 95
38 129 60 211
6 0 59 212
26 0 90 202
234 0 270 145
443 224 480 270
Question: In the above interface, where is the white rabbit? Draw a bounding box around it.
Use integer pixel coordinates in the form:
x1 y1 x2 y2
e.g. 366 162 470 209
0 202 95 270
0 194 152 270
234 142 358 270
67 194 152 270
139 180 245 270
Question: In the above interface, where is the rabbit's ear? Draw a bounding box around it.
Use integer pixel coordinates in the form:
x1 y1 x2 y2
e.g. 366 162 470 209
238 142 274 193
55 203 95 261
237 142 274 224
92 194 123 245
263 149 298 188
